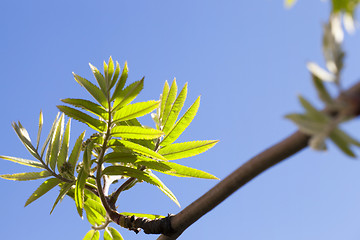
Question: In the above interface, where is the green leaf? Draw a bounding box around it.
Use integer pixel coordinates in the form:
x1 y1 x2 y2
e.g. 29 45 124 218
162 83 188 134
61 98 108 119
0 155 44 169
104 229 112 240
73 73 108 108
41 113 60 158
110 61 121 90
75 167 88 217
285 113 327 135
57 118 71 172
112 78 144 111
83 230 100 240
12 122 39 160
298 96 328 122
333 128 360 147
0 171 51 181
330 128 356 157
36 110 43 150
160 96 201 146
50 182 74 214
119 212 165 220
25 178 61 206
84 200 106 226
107 227 124 240
106 57 115 86
312 75 334 105
158 140 218 160
83 143 92 174
135 157 218 179
111 126 164 140
113 100 160 124
111 61 129 102
161 79 178 125
89 63 108 98
57 105 106 132
148 171 180 207
48 114 64 170
84 198 106 221
114 140 167 161
160 81 170 117
68 131 86 174
104 151 137 164
102 166 179 206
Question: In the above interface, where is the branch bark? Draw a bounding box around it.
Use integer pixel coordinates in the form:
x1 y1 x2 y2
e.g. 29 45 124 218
157 81 360 239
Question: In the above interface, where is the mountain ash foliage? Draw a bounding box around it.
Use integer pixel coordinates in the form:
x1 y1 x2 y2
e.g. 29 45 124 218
0 57 218 240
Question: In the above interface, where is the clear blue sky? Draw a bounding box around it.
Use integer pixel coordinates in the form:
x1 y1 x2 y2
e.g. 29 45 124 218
1 1 360 239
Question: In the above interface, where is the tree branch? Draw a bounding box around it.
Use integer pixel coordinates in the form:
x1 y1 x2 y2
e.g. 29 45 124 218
156 81 360 239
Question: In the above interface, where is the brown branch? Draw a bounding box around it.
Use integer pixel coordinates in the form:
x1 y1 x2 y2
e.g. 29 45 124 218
156 81 360 240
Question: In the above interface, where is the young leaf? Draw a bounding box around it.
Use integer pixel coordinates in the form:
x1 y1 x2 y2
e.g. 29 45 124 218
110 61 121 90
61 98 108 119
12 122 39 160
57 118 71 172
112 78 144 111
330 128 356 157
57 105 106 132
114 140 167 161
84 199 106 226
285 113 327 135
41 113 60 158
49 114 64 171
75 167 88 218
68 131 86 174
84 198 106 219
160 96 201 146
83 230 100 240
111 62 129 102
158 140 218 160
73 73 108 108
36 110 43 150
0 155 44 169
102 166 179 206
25 178 61 206
161 79 178 125
106 227 124 240
50 182 74 214
312 75 334 105
106 57 115 86
160 81 170 118
298 96 328 122
111 126 164 140
162 83 188 134
90 63 108 96
0 171 51 181
113 100 160 124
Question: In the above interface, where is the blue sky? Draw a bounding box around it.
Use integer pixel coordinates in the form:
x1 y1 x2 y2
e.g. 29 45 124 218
1 1 360 239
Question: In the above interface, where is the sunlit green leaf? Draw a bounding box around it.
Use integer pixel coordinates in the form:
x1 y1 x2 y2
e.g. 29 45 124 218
73 73 108 108
113 100 160 124
158 140 218 160
75 167 88 217
113 140 167 161
112 78 144 111
83 230 100 240
68 131 86 174
49 114 64 170
41 113 60 158
106 56 115 86
0 171 51 181
12 122 39 160
84 198 106 218
25 178 61 206
83 143 92 174
110 61 121 90
161 96 200 146
57 105 106 132
0 155 44 169
89 63 108 98
111 126 164 140
107 227 124 240
36 110 43 150
162 83 188 134
160 81 170 118
57 118 71 172
148 171 180 207
161 79 178 125
50 182 74 214
111 62 129 102
61 98 108 120
84 199 106 226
